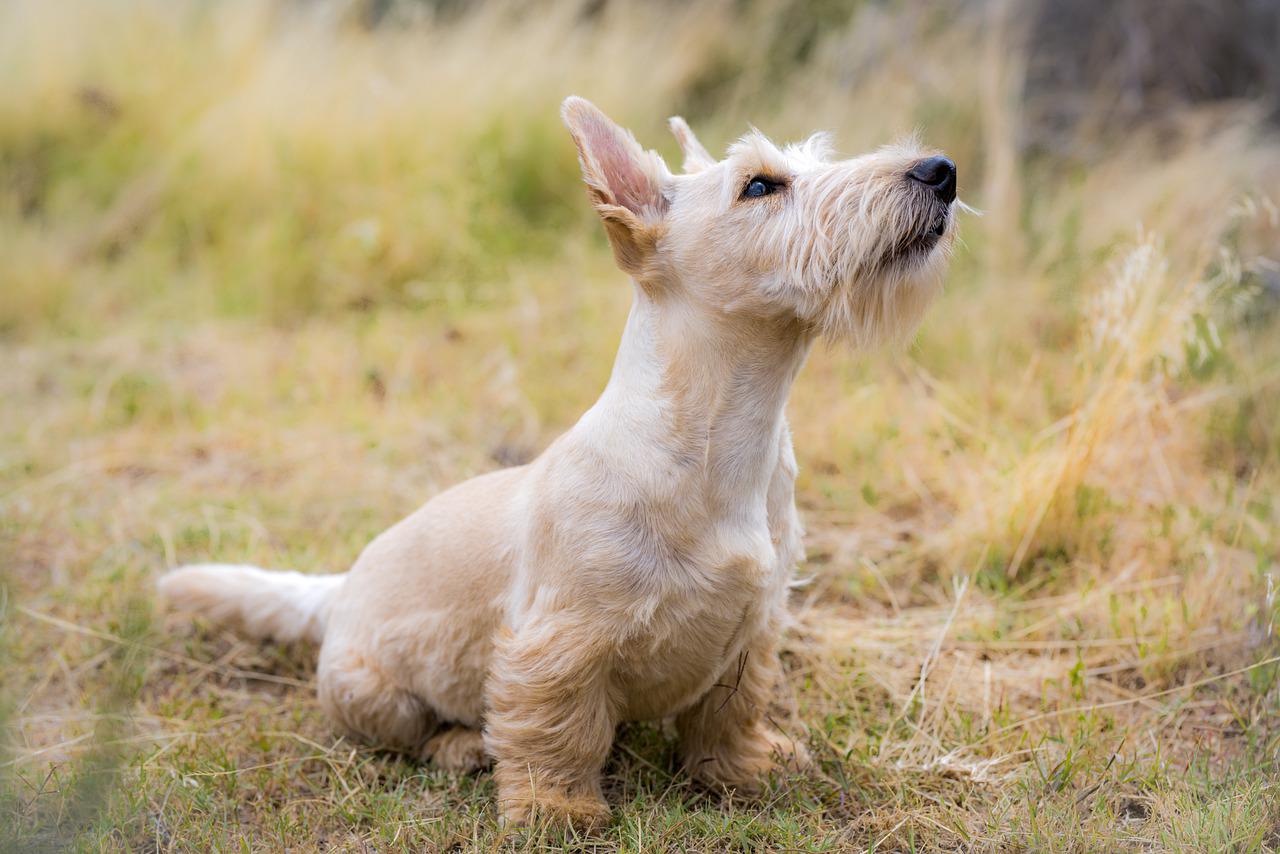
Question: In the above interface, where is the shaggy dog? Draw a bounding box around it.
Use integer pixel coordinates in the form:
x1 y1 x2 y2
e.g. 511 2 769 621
160 96 957 828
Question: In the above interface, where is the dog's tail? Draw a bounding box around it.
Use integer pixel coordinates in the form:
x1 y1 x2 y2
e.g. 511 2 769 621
157 564 345 644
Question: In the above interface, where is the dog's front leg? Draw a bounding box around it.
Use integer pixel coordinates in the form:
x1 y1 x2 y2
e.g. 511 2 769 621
484 618 616 830
676 632 809 793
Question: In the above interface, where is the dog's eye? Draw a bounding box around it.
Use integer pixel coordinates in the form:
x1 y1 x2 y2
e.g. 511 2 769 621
743 177 781 199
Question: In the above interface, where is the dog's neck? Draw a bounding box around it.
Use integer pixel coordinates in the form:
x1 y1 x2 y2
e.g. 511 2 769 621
590 286 813 510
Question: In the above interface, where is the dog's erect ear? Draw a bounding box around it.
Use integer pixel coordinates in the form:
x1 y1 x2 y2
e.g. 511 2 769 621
561 96 669 277
667 116 715 173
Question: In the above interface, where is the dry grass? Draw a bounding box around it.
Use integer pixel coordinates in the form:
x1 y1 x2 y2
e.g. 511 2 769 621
3 0 1280 851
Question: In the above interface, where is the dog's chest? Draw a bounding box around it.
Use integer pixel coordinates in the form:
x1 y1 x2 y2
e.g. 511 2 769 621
612 530 788 721
606 449 804 721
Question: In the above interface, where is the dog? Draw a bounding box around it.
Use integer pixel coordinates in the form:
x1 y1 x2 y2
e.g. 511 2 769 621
159 96 957 829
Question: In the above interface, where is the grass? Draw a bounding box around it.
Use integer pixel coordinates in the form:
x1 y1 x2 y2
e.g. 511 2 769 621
2 0 1280 850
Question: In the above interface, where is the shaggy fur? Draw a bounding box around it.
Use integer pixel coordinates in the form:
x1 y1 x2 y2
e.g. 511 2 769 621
158 97 956 828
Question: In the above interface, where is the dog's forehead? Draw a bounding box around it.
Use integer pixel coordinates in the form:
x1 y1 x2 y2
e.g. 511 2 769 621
722 129 837 174
782 132 837 167
664 127 873 210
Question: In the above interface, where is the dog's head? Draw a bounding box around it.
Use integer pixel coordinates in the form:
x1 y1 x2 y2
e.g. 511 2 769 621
562 96 957 347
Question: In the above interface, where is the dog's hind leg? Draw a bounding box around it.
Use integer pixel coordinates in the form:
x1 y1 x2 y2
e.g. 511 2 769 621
317 649 438 754
422 726 490 773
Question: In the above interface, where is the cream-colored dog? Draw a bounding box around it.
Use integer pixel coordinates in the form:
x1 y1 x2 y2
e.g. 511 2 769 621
159 97 956 828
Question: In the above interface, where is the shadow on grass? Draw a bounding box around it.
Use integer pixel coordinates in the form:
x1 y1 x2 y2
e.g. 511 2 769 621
0 582 152 854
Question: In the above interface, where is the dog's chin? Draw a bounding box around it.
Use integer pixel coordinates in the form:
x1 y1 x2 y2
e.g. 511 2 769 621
883 209 951 272
815 248 949 349
804 202 955 347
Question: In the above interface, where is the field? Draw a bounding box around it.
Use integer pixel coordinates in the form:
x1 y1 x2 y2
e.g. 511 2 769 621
3 0 1280 850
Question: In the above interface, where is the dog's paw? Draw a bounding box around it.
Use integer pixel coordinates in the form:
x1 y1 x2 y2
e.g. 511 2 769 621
766 728 812 773
690 727 810 793
421 727 491 773
499 792 611 832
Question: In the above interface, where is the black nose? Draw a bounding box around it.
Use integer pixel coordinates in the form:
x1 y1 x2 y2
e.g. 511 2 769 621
907 156 957 204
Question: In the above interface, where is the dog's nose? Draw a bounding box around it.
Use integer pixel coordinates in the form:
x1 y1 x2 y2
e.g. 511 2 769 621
907 156 957 204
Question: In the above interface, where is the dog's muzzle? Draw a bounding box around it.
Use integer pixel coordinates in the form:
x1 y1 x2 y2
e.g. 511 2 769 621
907 156 957 204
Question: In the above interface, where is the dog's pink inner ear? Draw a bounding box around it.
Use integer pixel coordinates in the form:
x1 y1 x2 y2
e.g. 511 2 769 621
593 129 655 213
562 97 667 221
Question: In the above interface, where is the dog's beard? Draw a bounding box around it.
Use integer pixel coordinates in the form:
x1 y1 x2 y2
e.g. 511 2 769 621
876 195 953 274
813 199 953 348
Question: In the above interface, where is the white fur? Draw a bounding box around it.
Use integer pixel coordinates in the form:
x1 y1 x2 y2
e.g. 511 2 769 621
158 564 344 643
158 96 956 828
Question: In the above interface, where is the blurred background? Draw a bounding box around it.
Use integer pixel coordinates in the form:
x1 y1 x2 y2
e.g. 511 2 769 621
2 0 1279 850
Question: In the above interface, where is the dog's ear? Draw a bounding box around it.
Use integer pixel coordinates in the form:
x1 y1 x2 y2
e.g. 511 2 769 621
667 116 715 173
561 96 670 277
